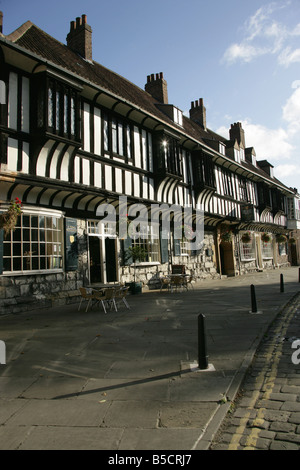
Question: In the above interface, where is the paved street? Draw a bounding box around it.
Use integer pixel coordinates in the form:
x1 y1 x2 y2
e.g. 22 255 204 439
211 290 300 450
0 267 299 451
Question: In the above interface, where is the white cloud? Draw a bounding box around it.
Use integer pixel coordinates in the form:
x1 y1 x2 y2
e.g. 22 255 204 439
278 47 300 66
216 120 293 161
274 164 300 187
222 2 300 66
222 43 267 64
291 80 300 89
282 86 300 134
241 121 293 160
274 163 300 178
217 118 300 188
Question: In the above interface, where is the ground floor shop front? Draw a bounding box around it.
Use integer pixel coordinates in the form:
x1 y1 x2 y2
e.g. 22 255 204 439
0 205 295 314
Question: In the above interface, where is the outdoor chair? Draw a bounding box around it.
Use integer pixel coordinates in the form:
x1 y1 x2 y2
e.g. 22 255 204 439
92 288 117 314
78 287 95 312
115 286 130 309
170 275 186 293
186 273 196 289
160 276 171 292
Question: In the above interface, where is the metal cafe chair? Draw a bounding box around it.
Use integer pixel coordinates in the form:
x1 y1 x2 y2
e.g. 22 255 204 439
78 287 95 312
170 275 187 293
115 286 131 309
92 288 117 314
160 276 171 292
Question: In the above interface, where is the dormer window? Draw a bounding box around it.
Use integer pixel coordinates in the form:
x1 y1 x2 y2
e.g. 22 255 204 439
234 149 241 163
173 107 183 126
240 148 245 161
156 103 183 127
219 143 226 155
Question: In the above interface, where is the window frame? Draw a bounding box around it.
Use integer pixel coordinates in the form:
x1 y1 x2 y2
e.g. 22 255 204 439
240 232 256 261
46 78 79 140
262 240 273 260
102 110 133 162
2 207 64 275
130 225 161 265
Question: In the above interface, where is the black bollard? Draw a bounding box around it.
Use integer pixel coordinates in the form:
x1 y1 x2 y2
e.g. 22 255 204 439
198 314 208 370
280 273 284 293
250 284 257 313
299 268 300 283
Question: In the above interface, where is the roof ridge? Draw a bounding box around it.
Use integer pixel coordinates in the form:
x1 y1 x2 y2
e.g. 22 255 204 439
5 20 35 42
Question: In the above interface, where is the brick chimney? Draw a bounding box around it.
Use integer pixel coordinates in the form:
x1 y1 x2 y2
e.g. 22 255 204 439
145 73 168 104
229 122 245 148
189 98 207 130
0 11 3 34
66 14 92 61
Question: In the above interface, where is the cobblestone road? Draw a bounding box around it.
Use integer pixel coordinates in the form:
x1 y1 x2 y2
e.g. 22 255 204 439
211 292 300 450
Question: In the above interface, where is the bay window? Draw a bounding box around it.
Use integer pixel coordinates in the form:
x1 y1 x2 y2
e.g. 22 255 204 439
2 209 64 273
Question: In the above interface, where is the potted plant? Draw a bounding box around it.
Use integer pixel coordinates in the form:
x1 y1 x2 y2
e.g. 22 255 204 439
276 234 287 244
261 233 271 243
0 198 22 237
288 237 296 245
241 231 252 244
125 245 147 294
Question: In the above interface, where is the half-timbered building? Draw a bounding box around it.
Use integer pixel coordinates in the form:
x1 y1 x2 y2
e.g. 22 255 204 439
0 13 297 313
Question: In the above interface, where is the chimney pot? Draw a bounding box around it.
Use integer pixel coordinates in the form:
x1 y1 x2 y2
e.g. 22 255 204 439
67 14 92 61
0 11 3 34
189 97 206 130
229 122 245 148
145 72 168 104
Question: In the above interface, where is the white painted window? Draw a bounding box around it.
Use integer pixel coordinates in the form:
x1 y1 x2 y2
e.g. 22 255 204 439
2 209 64 273
219 143 226 155
173 107 183 126
240 233 256 260
8 72 18 130
262 241 273 259
83 102 90 152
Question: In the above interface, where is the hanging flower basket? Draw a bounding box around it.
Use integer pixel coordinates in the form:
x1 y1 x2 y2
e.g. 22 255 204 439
261 232 271 243
288 237 296 245
276 234 287 244
0 198 22 237
220 230 232 243
180 224 194 241
241 231 252 244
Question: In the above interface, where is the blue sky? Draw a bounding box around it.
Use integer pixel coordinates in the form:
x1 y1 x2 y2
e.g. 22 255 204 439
1 0 300 191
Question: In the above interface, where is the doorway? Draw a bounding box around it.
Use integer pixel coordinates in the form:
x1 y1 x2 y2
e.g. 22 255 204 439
88 236 118 284
220 241 235 276
105 237 117 282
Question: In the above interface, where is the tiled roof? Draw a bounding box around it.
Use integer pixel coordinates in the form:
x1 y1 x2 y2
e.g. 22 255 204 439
7 23 183 129
6 22 217 142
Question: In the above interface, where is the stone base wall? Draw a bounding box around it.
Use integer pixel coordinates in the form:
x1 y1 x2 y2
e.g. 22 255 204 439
119 232 219 289
0 271 83 314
